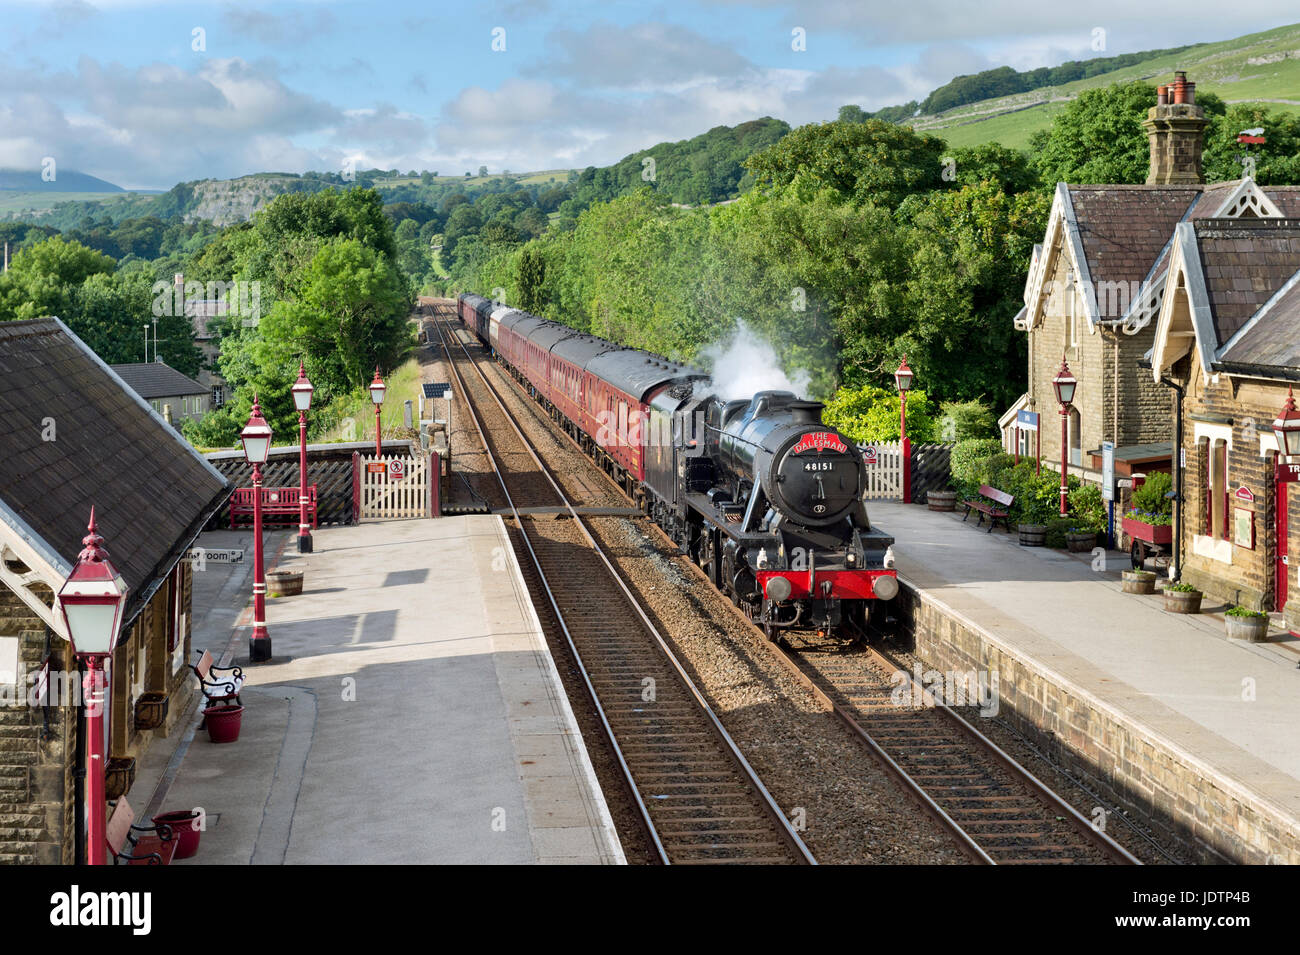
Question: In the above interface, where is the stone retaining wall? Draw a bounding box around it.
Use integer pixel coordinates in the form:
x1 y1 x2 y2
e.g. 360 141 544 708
895 579 1300 864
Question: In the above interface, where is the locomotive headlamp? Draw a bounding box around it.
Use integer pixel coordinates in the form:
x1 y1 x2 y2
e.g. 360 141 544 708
872 574 899 601
765 576 792 602
883 546 896 569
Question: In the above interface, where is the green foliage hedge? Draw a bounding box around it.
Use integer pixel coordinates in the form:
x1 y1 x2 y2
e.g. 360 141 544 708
822 385 937 443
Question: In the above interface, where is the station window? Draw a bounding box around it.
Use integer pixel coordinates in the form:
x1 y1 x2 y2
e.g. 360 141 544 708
1201 437 1229 539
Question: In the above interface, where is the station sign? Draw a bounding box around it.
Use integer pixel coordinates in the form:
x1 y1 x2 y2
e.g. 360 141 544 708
1281 463 1300 484
1234 485 1255 503
184 548 244 565
1016 409 1039 432
366 462 387 474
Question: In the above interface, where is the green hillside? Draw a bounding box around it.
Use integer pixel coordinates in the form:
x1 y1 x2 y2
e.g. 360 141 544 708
910 22 1300 150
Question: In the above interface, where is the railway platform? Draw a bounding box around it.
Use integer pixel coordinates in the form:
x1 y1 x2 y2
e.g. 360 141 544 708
125 517 624 865
869 500 1300 863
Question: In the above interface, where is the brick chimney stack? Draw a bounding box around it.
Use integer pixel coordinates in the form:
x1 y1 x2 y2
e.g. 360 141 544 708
1142 72 1208 185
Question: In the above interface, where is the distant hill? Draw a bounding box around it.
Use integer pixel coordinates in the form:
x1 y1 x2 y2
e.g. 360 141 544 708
0 169 126 192
898 21 1300 149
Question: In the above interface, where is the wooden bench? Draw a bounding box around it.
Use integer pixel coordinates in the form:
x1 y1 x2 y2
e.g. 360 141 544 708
230 485 318 529
962 484 1015 533
190 651 244 727
106 796 176 865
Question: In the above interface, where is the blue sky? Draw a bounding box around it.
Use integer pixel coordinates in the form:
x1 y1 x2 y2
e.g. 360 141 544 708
1 0 1295 190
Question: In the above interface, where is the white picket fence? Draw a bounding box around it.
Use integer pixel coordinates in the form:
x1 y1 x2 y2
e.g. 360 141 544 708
359 453 428 519
860 441 904 500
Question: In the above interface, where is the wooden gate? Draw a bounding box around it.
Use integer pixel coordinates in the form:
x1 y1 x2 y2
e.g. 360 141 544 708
358 453 429 519
860 441 904 500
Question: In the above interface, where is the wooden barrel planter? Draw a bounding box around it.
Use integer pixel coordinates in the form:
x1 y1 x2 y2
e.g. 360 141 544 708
1066 530 1097 552
927 490 958 512
266 570 303 597
1163 588 1203 614
1122 570 1157 594
1225 613 1269 642
1018 524 1047 547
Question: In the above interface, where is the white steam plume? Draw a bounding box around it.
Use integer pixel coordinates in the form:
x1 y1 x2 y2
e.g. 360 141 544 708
698 320 810 401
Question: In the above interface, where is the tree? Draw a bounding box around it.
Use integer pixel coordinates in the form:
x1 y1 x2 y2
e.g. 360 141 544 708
479 166 488 177
0 235 116 321
516 245 546 314
1203 103 1300 184
744 119 947 208
1028 82 1172 185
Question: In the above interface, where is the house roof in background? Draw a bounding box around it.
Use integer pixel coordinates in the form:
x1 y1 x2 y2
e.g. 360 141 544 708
1 319 229 624
1191 218 1300 349
110 361 206 399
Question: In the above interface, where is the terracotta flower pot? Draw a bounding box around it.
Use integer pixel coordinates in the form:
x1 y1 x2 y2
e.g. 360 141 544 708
152 810 202 859
204 705 244 744
266 570 303 597
1163 589 1202 614
927 490 957 511
1225 614 1269 643
1122 570 1157 594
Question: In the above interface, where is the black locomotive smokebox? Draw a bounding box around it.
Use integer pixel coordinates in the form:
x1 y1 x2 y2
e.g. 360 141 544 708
770 429 859 526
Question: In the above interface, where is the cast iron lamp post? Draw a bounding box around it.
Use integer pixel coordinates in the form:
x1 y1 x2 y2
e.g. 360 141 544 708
57 508 128 866
1052 357 1078 518
291 362 314 554
895 358 913 504
1275 387 1300 459
369 367 387 458
240 398 273 662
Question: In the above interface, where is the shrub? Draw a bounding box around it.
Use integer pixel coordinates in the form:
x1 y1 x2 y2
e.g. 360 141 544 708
938 398 998 443
950 438 1005 483
1067 483 1107 532
1166 582 1199 593
1045 515 1073 548
822 384 938 443
1226 605 1267 618
1130 471 1172 517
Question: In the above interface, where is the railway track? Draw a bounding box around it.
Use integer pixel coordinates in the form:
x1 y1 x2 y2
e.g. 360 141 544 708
778 644 1143 864
429 303 1142 866
430 316 815 865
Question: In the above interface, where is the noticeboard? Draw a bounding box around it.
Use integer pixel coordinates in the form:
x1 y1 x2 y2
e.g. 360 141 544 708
1101 441 1115 502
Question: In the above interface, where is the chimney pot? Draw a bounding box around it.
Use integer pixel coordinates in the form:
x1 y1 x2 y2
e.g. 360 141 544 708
1185 81 1196 105
1157 85 1168 105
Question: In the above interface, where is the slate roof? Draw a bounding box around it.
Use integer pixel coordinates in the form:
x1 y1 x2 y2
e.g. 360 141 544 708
0 319 230 624
1067 185 1201 296
1192 218 1300 348
110 362 207 399
1218 269 1300 371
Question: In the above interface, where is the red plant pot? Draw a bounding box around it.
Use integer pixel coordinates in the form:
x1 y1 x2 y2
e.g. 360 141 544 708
203 704 244 744
152 810 202 859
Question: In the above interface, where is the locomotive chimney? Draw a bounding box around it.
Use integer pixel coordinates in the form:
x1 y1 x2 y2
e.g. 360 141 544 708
788 400 824 425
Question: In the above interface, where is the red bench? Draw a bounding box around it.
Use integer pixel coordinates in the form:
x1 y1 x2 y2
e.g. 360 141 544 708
106 796 176 865
230 486 318 529
962 484 1015 533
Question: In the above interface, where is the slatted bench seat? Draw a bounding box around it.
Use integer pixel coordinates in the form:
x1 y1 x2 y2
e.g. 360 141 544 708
190 650 244 727
230 485 318 529
107 796 176 865
962 484 1015 533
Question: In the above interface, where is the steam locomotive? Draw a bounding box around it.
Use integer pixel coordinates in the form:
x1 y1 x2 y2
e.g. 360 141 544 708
456 293 898 640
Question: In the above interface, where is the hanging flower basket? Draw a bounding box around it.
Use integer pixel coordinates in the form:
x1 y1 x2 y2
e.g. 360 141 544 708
105 757 136 800
133 692 169 732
